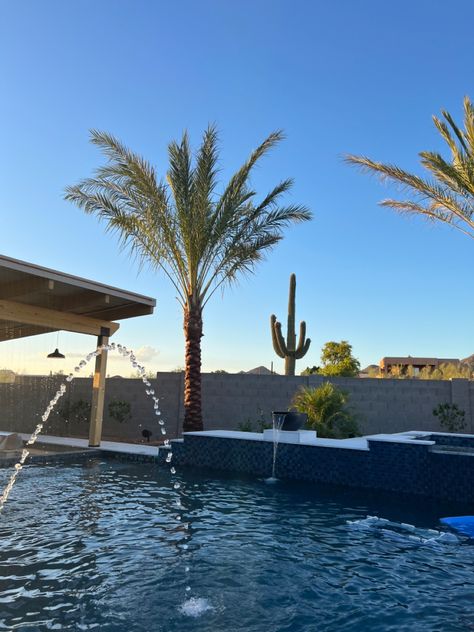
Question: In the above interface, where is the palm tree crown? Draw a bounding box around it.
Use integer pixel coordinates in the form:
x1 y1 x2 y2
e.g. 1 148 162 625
346 96 474 239
65 126 311 431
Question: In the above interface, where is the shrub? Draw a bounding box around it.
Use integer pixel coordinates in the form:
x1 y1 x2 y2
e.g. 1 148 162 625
433 403 466 432
108 399 132 423
238 420 254 432
59 399 91 423
292 382 359 438
238 409 271 433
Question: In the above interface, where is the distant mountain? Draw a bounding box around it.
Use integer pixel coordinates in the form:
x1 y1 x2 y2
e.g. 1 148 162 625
246 366 275 375
360 364 379 377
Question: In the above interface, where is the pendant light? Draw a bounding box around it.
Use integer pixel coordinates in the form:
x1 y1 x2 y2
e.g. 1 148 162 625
47 332 65 359
47 348 65 359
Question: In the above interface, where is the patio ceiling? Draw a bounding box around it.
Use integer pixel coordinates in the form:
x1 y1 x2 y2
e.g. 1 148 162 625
0 254 156 341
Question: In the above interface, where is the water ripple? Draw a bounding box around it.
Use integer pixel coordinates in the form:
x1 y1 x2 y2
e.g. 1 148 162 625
0 460 473 631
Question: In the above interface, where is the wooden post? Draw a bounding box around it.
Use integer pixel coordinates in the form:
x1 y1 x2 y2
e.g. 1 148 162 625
89 329 109 447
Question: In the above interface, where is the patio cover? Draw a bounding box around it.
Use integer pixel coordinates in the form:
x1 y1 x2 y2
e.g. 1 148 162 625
0 254 155 341
0 254 156 446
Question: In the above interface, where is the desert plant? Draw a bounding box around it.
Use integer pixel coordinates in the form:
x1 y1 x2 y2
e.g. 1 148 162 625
238 409 271 433
271 273 311 375
433 403 466 432
238 420 254 432
292 382 359 438
59 399 91 424
66 127 311 432
108 399 132 424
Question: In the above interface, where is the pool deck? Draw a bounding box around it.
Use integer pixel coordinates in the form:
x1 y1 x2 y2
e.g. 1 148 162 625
0 430 160 457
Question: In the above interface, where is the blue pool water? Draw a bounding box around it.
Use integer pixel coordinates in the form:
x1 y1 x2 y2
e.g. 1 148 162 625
1 458 474 631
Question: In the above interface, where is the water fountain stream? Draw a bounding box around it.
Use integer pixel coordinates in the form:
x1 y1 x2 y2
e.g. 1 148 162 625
0 341 207 614
265 411 287 483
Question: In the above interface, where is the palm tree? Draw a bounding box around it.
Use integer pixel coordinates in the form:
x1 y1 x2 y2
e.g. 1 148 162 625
345 96 474 239
65 126 311 432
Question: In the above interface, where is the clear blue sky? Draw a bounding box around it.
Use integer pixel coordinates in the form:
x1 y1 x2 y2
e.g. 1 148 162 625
0 0 473 375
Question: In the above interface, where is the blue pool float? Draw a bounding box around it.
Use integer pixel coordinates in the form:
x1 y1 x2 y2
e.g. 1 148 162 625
440 516 474 538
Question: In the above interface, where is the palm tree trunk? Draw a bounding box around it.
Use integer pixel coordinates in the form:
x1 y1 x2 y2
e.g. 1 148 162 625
183 301 203 432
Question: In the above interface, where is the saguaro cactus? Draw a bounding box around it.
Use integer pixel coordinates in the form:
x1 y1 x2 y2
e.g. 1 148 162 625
271 273 311 375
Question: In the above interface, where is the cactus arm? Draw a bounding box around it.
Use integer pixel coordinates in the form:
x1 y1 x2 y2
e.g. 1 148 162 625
271 315 287 358
275 321 289 356
295 321 311 360
296 320 306 350
295 337 311 359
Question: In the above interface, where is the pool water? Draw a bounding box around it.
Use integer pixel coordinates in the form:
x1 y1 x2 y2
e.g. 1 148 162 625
1 458 474 631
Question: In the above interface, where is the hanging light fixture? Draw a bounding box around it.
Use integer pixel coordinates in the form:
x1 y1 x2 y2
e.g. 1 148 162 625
47 332 65 359
47 348 65 359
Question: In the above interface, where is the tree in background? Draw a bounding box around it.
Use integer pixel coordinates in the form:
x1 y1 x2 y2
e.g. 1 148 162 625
372 362 472 380
419 362 472 380
318 341 360 377
301 365 320 375
292 382 359 438
66 126 311 431
346 96 474 239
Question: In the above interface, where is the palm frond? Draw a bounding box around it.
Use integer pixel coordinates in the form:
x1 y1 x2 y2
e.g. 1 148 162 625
345 140 474 237
66 126 310 309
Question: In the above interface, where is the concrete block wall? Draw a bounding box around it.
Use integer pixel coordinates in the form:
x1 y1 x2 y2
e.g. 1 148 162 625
200 373 458 436
0 376 166 442
0 372 472 441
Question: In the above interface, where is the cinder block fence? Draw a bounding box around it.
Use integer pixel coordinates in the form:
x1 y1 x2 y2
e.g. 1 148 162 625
0 373 472 441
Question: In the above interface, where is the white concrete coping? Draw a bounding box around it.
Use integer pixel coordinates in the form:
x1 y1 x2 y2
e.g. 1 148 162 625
399 430 474 439
364 433 436 447
262 429 317 444
0 431 160 457
182 429 474 451
183 430 370 451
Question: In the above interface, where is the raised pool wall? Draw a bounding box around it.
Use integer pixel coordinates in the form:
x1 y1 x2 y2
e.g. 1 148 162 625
170 431 474 503
0 373 473 441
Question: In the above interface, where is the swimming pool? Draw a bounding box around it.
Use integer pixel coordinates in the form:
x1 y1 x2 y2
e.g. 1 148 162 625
1 458 473 631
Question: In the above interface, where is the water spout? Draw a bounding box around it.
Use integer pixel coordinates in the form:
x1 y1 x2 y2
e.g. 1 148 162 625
265 411 287 482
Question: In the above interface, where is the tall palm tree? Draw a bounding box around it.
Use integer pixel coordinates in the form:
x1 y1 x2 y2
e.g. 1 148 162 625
345 96 474 239
65 126 311 432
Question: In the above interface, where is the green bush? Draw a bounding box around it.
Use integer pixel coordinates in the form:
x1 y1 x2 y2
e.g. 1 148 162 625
238 420 254 432
238 409 272 433
292 382 359 438
108 399 132 423
433 403 466 432
59 399 91 423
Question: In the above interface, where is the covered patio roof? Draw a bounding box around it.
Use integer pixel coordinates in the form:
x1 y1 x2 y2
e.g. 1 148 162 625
0 254 156 341
0 254 156 447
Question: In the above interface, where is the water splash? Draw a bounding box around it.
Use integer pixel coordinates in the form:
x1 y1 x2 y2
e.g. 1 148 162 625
0 340 199 603
0 342 175 509
0 382 68 510
179 597 213 618
264 477 279 485
267 412 286 481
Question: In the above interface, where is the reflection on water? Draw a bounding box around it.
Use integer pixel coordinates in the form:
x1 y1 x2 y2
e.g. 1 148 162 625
0 460 473 631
